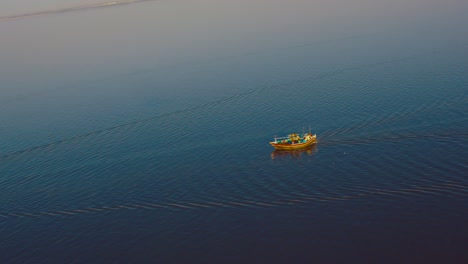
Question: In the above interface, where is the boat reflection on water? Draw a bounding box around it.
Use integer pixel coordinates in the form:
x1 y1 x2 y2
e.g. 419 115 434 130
270 144 318 159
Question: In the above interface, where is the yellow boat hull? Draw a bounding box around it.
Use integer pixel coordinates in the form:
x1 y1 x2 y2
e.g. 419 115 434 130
270 135 317 150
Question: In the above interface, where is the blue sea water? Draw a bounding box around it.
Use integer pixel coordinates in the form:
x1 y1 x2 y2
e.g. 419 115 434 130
0 0 467 263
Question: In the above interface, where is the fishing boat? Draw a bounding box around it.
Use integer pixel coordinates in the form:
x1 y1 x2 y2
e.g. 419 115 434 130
270 132 317 150
271 144 318 159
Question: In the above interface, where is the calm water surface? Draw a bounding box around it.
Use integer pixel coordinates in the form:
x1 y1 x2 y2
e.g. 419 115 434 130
0 0 467 263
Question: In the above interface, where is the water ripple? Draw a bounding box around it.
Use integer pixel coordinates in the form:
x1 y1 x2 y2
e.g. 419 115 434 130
1 182 465 221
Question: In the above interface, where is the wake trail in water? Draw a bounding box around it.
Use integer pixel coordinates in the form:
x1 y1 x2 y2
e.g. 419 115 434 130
319 132 468 147
320 97 468 139
0 0 159 23
0 48 456 161
0 182 465 221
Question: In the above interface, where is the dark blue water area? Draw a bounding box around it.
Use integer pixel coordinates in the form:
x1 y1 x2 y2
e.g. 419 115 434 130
3 194 467 263
1 1 468 263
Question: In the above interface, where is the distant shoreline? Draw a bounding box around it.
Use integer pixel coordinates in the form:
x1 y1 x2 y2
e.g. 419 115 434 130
0 0 158 23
